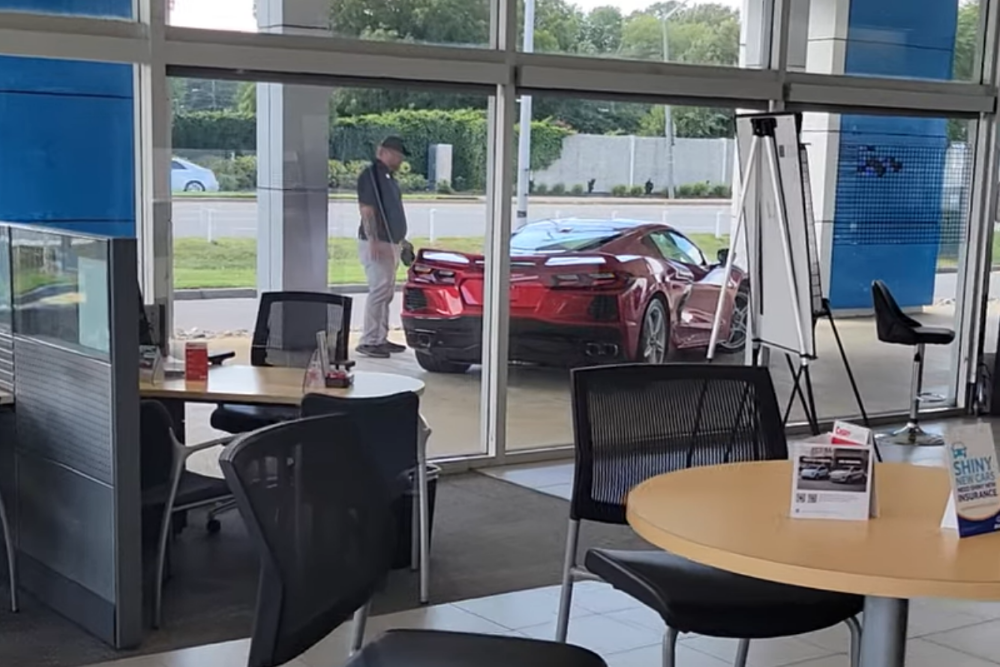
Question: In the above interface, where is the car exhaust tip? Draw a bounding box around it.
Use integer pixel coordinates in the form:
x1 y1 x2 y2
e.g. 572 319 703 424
602 344 620 357
585 343 602 357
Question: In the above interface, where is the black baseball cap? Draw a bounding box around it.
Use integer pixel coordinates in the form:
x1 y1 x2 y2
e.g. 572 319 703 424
380 136 410 157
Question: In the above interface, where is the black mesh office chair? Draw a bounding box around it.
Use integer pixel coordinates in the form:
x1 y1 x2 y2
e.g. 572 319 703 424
555 364 863 667
872 280 954 446
210 291 353 434
220 414 607 667
301 391 433 614
141 400 234 628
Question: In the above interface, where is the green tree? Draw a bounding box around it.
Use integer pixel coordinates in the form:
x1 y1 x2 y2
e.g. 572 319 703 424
639 105 734 139
953 0 980 82
580 6 623 54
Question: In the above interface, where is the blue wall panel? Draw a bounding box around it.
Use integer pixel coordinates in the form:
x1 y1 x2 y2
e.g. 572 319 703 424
828 0 959 309
0 0 131 18
0 0 135 237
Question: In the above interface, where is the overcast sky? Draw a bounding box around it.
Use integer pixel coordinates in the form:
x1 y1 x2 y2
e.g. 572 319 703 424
169 0 741 31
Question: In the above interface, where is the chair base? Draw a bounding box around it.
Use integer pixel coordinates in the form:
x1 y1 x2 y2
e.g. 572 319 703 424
877 424 944 447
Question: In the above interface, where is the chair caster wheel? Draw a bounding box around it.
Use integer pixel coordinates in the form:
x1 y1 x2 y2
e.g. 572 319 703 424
206 518 221 534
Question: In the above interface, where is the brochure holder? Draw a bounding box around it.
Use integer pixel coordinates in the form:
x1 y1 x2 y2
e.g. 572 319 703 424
790 421 878 521
941 423 1000 537
302 330 355 391
139 345 164 385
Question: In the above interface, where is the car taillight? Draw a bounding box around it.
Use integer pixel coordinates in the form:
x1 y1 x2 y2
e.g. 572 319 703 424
412 263 457 285
550 271 631 290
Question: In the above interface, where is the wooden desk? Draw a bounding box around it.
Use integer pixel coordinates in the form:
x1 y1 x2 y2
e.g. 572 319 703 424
139 365 425 405
627 462 1000 667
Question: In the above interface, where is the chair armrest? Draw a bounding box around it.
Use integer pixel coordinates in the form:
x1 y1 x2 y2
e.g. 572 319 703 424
209 351 236 365
176 435 236 460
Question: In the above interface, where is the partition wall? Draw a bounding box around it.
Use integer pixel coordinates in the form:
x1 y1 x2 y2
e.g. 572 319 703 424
0 0 998 467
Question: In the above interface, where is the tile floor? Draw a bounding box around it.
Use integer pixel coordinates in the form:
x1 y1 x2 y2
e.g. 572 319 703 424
85 581 1000 667
88 454 1000 667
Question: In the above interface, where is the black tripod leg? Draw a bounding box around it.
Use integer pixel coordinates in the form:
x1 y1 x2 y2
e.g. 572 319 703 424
825 304 869 427
802 364 820 435
783 356 807 426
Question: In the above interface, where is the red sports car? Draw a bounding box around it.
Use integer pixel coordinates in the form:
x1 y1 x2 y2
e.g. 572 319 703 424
401 219 749 373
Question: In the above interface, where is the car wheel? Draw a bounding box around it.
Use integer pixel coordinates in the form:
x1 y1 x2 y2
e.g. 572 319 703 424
719 285 750 353
415 351 471 374
184 181 206 192
637 298 670 365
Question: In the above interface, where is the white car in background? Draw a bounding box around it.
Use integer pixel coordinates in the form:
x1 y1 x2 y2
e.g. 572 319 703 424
171 157 219 192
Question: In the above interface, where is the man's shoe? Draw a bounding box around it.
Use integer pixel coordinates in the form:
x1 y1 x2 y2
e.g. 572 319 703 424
383 341 407 354
357 344 390 359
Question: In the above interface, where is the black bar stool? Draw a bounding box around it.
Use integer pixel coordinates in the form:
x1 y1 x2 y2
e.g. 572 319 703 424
871 280 954 446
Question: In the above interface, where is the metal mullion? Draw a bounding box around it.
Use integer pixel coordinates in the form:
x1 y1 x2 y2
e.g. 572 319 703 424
786 73 996 116
134 0 173 347
164 26 508 87
0 11 147 63
518 55 781 107
957 0 1000 411
478 0 516 463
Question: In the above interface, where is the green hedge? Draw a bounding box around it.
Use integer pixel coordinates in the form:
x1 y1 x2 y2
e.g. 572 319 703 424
173 109 572 191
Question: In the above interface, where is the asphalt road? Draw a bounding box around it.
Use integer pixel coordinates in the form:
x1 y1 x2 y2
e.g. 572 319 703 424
172 199 731 239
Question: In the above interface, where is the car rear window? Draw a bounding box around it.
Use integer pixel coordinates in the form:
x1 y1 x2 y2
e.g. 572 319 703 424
511 225 621 253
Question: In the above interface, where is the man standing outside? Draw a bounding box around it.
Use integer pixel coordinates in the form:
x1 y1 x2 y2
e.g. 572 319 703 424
356 136 410 359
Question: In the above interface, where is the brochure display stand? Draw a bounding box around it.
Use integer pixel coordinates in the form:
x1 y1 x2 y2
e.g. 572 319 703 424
790 421 878 521
707 113 868 437
941 423 1000 537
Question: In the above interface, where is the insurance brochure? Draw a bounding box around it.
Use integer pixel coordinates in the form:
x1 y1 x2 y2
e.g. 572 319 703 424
790 421 876 521
941 423 1000 537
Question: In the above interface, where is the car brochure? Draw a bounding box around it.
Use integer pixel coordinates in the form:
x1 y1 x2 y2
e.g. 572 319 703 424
941 423 1000 538
790 421 877 521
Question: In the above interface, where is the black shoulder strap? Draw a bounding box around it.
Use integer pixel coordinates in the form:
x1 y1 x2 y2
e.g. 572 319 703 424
368 161 393 242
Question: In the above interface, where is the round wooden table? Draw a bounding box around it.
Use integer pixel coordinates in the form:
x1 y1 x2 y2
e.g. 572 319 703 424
627 461 1000 667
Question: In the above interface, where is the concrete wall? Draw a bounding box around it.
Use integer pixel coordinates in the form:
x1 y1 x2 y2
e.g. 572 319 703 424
533 135 734 194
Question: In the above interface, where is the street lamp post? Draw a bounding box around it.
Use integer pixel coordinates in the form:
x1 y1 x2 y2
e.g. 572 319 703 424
661 2 688 200
515 0 535 228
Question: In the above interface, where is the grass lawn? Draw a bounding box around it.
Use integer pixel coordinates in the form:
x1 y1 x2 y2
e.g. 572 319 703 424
174 234 732 289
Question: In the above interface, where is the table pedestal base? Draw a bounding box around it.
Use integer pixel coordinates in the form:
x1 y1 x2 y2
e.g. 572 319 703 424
860 597 908 667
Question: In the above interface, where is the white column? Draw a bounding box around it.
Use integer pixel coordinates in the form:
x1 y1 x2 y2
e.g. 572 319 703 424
797 0 850 298
256 0 331 294
137 0 172 347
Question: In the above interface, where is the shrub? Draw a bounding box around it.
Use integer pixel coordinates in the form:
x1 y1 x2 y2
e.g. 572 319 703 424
628 185 645 197
550 183 566 195
328 159 369 191
436 180 453 194
677 182 712 199
202 154 257 191
711 184 732 198
570 184 585 195
174 108 572 194
535 183 549 195
611 185 628 197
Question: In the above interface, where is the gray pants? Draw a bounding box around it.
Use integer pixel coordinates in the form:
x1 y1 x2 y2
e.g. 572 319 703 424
358 239 400 346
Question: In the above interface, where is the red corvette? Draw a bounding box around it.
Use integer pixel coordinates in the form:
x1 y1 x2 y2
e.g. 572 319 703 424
401 219 749 373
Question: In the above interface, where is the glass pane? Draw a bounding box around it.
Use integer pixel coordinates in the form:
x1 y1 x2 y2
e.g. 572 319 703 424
518 0 762 69
507 96 738 451
776 112 972 423
171 77 490 458
168 0 491 47
790 0 982 82
11 227 111 358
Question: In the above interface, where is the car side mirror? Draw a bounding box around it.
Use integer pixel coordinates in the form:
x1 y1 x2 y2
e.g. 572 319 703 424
717 248 729 265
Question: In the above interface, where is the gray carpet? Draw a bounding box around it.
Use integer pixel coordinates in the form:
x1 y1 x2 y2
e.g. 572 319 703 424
0 472 650 667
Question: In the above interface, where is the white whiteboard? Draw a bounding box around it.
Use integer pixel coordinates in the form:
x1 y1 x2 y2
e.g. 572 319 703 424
735 113 817 359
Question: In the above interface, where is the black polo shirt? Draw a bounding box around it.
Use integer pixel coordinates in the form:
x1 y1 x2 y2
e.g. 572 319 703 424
357 160 407 244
